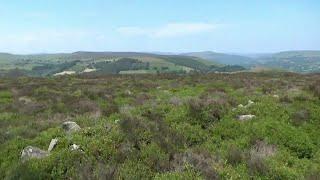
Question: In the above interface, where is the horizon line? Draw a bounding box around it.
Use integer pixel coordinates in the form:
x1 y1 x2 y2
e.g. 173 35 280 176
1 49 320 56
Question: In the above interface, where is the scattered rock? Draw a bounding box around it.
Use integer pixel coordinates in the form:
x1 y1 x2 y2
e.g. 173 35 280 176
246 100 254 108
62 121 81 133
70 144 81 151
54 71 76 76
125 90 133 95
82 68 96 73
18 96 32 104
237 100 254 109
21 146 49 161
237 115 256 121
48 138 58 152
273 95 279 98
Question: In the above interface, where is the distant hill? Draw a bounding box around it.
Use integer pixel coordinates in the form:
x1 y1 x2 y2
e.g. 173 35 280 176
0 51 247 77
182 51 254 65
258 51 320 73
2 50 320 74
272 50 320 58
182 50 320 73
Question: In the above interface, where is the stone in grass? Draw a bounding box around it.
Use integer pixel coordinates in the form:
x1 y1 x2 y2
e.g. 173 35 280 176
62 121 81 134
21 146 49 162
237 115 256 121
48 138 58 152
70 144 83 152
237 100 254 109
273 95 279 98
245 100 254 108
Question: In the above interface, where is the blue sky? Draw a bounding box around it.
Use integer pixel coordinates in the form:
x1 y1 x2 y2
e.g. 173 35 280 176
0 0 319 54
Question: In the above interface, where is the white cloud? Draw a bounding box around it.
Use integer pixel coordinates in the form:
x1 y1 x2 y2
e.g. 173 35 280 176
117 23 218 38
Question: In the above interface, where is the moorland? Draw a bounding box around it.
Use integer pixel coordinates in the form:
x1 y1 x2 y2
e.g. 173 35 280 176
0 72 320 179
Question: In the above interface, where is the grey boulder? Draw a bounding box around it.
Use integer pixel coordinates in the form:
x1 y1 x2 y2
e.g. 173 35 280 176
48 138 58 152
237 115 256 121
21 146 49 161
62 121 81 133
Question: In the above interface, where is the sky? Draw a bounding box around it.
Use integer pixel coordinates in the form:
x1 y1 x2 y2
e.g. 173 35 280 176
0 0 319 54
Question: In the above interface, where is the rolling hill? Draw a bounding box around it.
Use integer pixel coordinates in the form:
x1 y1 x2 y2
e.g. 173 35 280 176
2 50 319 76
0 52 246 77
182 51 255 65
183 50 320 73
257 51 320 73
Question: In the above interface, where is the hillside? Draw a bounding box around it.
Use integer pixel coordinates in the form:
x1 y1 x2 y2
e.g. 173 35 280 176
2 50 320 75
258 51 320 73
0 52 245 77
182 51 254 66
0 72 320 179
182 51 320 73
272 50 320 58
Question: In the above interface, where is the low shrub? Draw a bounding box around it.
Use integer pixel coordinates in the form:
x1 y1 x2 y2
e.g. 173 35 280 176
227 145 243 165
246 152 269 176
279 95 293 103
305 170 320 180
309 80 320 99
291 109 310 126
171 149 219 180
187 97 228 128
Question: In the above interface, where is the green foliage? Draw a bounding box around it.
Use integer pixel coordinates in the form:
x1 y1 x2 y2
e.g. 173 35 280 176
0 72 319 179
0 90 12 104
93 58 150 74
161 55 212 72
186 97 229 128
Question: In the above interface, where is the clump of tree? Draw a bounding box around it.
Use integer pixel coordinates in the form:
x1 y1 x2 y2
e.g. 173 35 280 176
93 58 149 74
